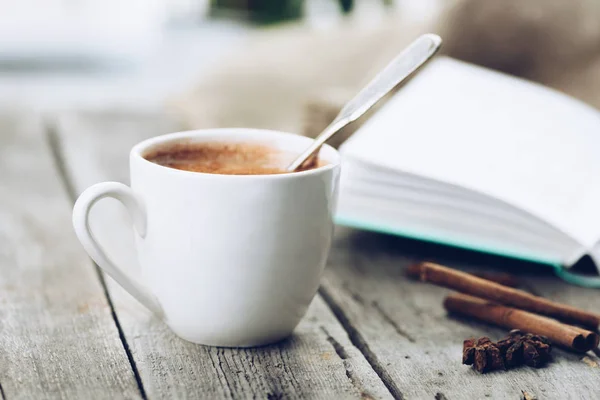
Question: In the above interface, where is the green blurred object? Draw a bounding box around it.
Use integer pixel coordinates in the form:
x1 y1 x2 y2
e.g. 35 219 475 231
210 0 304 24
339 0 354 13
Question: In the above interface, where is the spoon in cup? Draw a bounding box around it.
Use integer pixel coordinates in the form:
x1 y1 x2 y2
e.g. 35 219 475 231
286 33 442 172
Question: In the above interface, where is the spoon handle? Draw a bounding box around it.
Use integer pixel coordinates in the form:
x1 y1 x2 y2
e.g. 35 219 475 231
287 33 442 172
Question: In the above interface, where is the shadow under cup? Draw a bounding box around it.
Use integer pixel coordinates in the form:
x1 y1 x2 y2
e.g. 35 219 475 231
130 129 341 347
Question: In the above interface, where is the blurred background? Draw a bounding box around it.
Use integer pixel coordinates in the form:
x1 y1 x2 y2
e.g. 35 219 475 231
0 0 439 114
1 0 599 130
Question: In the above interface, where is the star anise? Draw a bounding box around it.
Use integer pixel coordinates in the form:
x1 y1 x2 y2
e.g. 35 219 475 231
463 337 505 373
496 329 552 368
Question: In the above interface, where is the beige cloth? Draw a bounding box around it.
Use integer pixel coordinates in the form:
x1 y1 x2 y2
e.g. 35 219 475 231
169 0 600 139
438 0 600 110
168 12 436 134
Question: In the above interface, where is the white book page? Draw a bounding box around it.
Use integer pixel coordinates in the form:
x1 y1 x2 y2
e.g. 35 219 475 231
340 57 600 248
340 159 570 245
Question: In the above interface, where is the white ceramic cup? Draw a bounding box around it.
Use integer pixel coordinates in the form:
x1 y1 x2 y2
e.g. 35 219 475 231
72 128 341 347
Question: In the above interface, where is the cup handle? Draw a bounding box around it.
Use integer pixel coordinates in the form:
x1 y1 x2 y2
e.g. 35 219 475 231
72 182 163 317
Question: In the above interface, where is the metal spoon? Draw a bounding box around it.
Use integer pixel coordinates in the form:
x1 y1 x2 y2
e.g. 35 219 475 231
286 33 442 172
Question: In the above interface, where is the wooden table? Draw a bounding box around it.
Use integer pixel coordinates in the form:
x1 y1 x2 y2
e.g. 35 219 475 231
2 111 599 399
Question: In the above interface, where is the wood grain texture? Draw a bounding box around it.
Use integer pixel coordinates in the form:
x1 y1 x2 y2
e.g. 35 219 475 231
322 229 600 400
53 111 392 399
0 114 141 399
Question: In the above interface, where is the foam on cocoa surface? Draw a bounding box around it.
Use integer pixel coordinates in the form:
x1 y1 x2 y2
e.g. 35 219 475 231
144 142 324 175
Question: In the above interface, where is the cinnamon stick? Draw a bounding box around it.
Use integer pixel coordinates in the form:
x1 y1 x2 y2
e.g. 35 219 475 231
410 262 600 330
444 293 599 352
407 264 519 287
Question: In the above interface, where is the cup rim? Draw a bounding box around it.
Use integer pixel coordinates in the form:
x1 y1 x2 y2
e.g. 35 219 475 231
131 128 341 179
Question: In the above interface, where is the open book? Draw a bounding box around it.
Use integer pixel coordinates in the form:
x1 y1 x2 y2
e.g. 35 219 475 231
335 57 600 287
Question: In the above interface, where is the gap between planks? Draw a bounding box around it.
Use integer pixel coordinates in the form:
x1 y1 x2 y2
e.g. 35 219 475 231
45 119 148 400
319 326 373 398
319 286 405 400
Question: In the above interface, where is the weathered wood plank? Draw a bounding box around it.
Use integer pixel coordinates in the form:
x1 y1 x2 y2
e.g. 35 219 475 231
53 111 392 399
322 229 600 400
0 114 141 399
